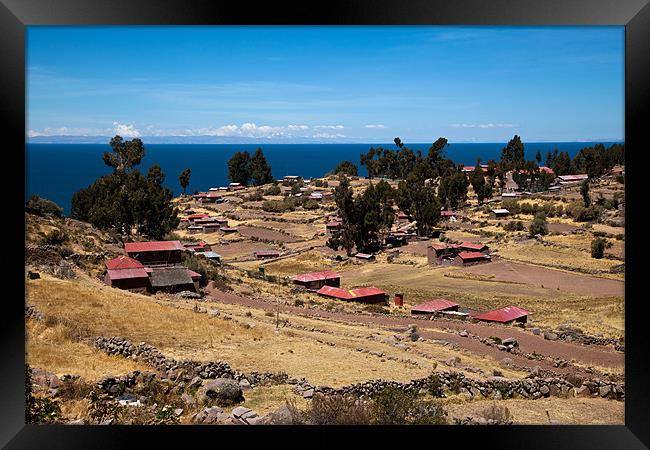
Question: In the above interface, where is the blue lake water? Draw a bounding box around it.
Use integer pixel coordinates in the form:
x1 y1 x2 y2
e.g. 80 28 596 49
25 142 621 214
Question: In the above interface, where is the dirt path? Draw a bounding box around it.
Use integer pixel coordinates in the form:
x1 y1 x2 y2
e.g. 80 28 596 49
461 260 624 297
206 288 623 379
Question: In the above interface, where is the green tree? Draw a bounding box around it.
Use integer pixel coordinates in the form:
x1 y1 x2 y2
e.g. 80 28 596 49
179 168 191 195
227 151 252 185
438 170 469 210
250 148 274 186
500 135 525 171
470 164 487 204
71 136 179 240
333 160 358 176
580 180 591 207
103 135 145 174
529 211 549 237
327 176 357 255
411 183 440 237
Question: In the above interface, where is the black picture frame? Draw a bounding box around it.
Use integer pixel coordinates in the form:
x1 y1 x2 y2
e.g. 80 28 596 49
5 0 649 448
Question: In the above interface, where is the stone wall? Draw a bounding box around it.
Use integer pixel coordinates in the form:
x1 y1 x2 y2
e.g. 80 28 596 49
94 336 624 402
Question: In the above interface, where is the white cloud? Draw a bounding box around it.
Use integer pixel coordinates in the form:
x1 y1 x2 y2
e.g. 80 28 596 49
27 127 106 137
287 124 309 130
314 125 344 130
112 121 141 137
451 123 516 128
313 133 346 139
364 124 386 129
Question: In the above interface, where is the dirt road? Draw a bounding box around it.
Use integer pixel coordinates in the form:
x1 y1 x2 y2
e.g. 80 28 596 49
207 288 623 380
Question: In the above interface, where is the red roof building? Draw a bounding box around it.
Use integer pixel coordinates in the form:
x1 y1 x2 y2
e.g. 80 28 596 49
411 298 460 314
474 306 530 324
186 213 210 221
125 241 185 266
317 286 387 304
459 242 489 253
183 241 210 252
105 255 144 270
293 271 341 290
455 251 491 265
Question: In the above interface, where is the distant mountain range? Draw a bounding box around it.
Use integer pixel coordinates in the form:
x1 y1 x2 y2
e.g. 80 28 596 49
27 135 370 145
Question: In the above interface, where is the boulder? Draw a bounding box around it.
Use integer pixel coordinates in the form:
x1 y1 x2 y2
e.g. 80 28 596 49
302 389 315 399
231 406 252 419
575 385 591 398
239 379 253 392
192 406 225 424
197 378 244 406
543 332 558 341
499 358 513 368
261 405 298 425
459 330 468 337
539 385 550 396
502 337 518 347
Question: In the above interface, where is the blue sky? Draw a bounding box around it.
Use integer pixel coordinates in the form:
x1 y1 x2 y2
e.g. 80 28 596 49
26 26 624 143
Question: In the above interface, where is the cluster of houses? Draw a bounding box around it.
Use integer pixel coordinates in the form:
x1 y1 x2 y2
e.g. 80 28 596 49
427 241 491 266
410 298 530 325
290 269 529 324
104 241 202 294
292 270 388 304
181 212 237 235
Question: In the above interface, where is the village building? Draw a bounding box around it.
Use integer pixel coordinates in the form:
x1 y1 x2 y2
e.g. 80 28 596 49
411 298 459 315
308 193 323 200
199 251 222 263
283 175 303 184
355 252 375 262
501 192 518 199
556 174 589 185
326 221 342 236
187 225 203 234
461 164 488 173
490 208 510 218
317 286 387 304
396 211 411 223
474 306 529 324
186 213 210 222
539 166 555 175
254 250 280 259
103 256 151 292
182 241 210 253
229 182 245 191
385 233 407 247
202 223 220 233
293 270 341 290
124 241 185 266
459 242 489 253
148 266 198 293
427 242 462 264
454 251 491 266
440 210 457 221
220 227 238 233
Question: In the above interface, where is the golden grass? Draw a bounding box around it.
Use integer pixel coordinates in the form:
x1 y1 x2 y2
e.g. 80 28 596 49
26 320 148 381
445 397 624 425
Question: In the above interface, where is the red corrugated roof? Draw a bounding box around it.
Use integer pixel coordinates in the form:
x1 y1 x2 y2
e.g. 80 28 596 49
458 251 490 260
187 213 210 219
186 269 202 279
411 298 459 313
183 241 208 248
125 241 185 253
460 242 487 251
317 286 386 300
441 211 456 216
106 268 149 280
539 166 555 174
326 221 342 227
429 243 448 251
474 306 530 323
293 271 341 283
105 255 144 270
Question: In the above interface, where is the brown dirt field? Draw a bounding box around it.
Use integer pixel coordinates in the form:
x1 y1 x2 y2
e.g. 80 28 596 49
547 222 582 233
461 260 624 297
237 226 302 243
207 288 623 378
212 241 283 260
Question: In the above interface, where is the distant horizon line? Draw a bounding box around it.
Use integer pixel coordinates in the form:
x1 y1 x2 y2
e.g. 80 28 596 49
27 136 624 145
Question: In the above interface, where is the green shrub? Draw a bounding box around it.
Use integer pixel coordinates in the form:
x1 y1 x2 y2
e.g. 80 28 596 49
294 299 305 307
300 393 370 425
26 195 64 218
265 184 281 195
245 190 264 202
313 179 323 187
182 253 224 286
370 386 447 425
364 304 389 314
504 221 525 232
42 229 69 246
303 199 320 210
591 238 607 259
615 175 624 184
529 211 548 237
